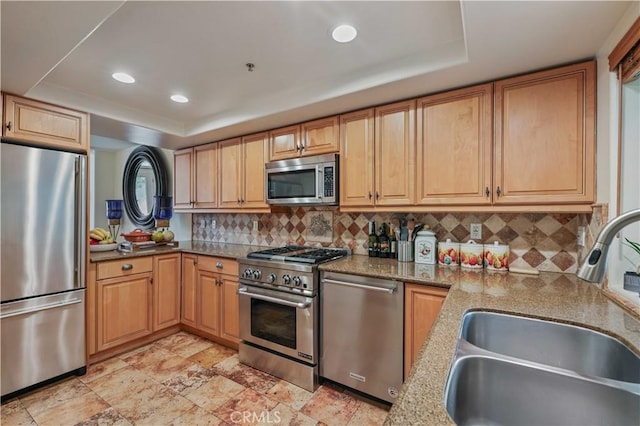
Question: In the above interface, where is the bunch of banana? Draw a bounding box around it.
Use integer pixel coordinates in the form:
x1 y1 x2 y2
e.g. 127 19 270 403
89 228 115 244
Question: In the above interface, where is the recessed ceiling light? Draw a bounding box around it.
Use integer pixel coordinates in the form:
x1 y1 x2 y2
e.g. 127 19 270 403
112 72 135 83
332 24 357 43
170 94 189 103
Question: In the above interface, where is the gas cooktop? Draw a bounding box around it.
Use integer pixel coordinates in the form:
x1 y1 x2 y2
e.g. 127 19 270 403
246 245 349 264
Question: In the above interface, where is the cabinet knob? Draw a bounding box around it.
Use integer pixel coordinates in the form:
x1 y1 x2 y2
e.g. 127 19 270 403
375 192 380 200
121 264 133 271
216 262 223 269
496 186 502 197
368 192 372 200
237 198 241 204
485 187 490 197
6 121 12 131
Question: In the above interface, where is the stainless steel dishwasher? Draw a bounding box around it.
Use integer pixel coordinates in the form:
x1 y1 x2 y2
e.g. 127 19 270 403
320 271 403 403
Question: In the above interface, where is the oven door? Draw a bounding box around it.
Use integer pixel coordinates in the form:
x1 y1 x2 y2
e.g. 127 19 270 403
238 283 317 364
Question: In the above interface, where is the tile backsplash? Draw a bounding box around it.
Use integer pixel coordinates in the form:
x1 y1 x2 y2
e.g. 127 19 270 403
193 208 591 274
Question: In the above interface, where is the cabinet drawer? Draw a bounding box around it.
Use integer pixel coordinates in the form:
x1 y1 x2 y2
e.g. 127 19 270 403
197 256 238 275
97 257 153 280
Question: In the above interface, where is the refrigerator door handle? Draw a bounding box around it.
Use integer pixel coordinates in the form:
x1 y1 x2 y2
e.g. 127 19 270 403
75 155 87 289
0 298 83 319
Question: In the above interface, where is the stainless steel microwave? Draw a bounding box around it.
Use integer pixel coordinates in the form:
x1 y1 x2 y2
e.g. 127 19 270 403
266 153 338 206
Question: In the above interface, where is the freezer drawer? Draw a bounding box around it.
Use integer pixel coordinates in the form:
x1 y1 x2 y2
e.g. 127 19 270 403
320 272 403 403
1 290 86 397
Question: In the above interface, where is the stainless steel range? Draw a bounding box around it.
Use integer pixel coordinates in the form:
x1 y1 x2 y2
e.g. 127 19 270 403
237 246 348 392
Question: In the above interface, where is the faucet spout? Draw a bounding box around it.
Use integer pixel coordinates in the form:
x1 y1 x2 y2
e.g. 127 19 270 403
577 208 640 283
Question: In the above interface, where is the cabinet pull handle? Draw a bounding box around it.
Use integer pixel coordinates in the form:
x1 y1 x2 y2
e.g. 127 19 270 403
237 198 241 204
240 198 244 203
375 192 380 200
216 262 223 269
485 187 490 197
6 121 12 131
496 186 502 197
150 278 153 285
368 192 372 200
121 264 133 271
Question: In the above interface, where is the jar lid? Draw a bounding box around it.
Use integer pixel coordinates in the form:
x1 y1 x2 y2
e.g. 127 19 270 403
464 239 481 245
417 230 435 236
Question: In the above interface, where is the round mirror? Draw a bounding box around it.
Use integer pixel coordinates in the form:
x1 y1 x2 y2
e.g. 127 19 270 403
122 146 168 229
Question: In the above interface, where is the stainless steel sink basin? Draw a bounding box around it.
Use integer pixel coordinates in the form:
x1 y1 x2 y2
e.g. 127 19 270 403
445 355 640 426
444 311 640 426
460 311 640 383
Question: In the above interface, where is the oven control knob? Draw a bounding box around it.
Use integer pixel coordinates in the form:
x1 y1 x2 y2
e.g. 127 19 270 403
252 270 262 280
243 268 253 279
282 274 291 285
293 276 302 287
267 273 277 284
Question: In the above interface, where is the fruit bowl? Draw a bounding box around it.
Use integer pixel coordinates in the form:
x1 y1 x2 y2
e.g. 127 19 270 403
121 229 152 242
90 243 118 252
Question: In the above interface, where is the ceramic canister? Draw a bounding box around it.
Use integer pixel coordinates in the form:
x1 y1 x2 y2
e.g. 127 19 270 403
415 230 437 264
484 241 510 271
460 240 484 269
437 239 460 267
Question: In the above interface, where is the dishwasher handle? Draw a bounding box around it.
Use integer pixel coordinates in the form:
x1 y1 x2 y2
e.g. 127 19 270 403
322 278 396 294
237 287 312 309
0 298 83 319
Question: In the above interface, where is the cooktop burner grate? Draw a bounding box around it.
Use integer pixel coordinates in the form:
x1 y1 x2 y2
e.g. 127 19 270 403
247 246 348 264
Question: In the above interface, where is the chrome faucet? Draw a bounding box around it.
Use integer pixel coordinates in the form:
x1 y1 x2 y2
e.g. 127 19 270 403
577 208 640 283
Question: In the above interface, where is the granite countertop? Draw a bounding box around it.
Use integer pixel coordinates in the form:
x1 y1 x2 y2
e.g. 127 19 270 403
89 240 269 262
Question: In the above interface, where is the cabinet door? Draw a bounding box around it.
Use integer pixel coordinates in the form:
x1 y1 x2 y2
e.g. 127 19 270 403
153 254 181 331
404 284 447 379
173 148 193 208
494 61 595 204
194 143 218 208
339 109 375 207
375 100 416 206
417 84 492 205
181 254 198 328
242 132 269 209
218 138 243 209
198 270 221 336
220 276 240 343
3 95 89 153
96 273 153 352
269 125 301 161
301 116 339 156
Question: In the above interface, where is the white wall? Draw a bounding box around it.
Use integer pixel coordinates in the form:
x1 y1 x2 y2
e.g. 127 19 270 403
91 145 191 241
595 3 640 303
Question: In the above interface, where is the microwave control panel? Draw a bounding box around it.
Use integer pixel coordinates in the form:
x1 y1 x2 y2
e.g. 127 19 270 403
323 166 334 198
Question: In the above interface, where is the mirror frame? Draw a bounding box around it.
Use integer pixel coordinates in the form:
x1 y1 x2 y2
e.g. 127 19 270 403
122 146 168 229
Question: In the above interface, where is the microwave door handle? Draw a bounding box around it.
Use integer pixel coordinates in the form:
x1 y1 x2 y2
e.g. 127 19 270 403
237 287 311 309
317 168 323 200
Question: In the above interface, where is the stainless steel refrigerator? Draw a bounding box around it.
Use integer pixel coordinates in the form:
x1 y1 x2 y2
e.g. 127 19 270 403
1 141 87 399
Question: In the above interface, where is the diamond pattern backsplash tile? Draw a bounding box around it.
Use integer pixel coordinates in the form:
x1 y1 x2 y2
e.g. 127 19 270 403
193 208 592 273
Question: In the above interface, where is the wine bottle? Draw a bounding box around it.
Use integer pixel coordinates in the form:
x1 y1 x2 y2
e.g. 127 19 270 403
368 221 379 257
389 224 397 259
379 223 390 258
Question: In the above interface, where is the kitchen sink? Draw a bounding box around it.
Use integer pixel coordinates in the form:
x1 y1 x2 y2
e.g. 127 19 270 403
444 311 640 426
460 311 640 383
445 356 640 426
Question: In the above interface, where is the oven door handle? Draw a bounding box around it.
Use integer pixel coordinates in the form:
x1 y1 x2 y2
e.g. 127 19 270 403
322 278 396 294
237 287 312 309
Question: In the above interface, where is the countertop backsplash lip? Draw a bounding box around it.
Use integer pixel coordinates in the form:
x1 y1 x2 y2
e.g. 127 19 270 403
192 209 593 274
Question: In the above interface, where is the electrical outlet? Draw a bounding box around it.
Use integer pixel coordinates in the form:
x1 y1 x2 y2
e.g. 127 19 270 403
577 226 586 247
470 223 482 240
253 220 259 231
211 220 216 229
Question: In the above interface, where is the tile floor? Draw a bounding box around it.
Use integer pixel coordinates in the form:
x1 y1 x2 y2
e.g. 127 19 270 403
1 332 389 425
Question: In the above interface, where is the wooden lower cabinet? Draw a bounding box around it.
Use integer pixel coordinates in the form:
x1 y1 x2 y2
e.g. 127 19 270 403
404 283 448 380
153 254 181 330
181 255 241 345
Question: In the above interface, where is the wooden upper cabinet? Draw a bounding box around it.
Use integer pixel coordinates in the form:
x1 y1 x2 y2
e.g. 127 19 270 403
3 94 89 153
416 84 493 205
494 61 595 205
173 148 194 208
301 116 339 156
269 125 301 161
194 143 218 208
375 100 416 206
218 138 243 209
340 109 375 207
241 132 268 209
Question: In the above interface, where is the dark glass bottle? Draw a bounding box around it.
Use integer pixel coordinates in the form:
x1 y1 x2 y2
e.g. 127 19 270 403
389 224 397 259
379 223 390 258
368 221 379 257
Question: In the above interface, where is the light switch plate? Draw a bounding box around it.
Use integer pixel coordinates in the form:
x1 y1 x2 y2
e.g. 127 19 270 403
470 223 482 240
253 220 259 231
577 226 586 247
211 220 216 229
